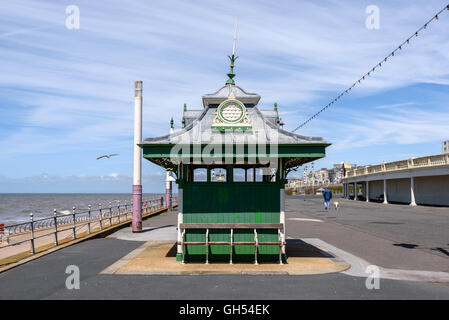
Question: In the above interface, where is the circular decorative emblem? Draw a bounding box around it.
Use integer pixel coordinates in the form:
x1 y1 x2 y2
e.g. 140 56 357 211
217 99 246 124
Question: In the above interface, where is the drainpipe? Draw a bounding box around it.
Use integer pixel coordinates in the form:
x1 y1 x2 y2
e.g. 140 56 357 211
132 81 143 233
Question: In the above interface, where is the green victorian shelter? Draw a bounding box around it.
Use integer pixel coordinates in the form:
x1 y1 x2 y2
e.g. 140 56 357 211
140 55 329 264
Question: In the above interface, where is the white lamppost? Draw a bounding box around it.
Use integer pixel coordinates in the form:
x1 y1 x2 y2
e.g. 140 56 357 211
132 81 143 233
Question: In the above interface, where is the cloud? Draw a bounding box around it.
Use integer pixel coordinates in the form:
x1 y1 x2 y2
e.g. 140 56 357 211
374 102 416 110
1 0 449 191
0 172 166 193
307 106 449 153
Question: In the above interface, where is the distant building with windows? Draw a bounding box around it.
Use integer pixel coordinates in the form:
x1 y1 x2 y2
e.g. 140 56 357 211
442 140 449 154
286 162 357 191
328 164 344 184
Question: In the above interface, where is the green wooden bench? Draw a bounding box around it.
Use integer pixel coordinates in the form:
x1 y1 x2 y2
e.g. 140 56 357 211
178 223 285 265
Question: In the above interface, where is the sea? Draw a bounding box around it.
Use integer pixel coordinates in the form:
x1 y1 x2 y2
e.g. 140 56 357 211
0 193 165 225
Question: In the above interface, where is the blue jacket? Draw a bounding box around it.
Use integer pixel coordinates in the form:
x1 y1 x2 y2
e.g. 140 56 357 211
323 189 332 201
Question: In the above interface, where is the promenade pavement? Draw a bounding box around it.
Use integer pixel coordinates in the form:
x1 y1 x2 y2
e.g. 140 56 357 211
286 196 449 271
0 198 449 299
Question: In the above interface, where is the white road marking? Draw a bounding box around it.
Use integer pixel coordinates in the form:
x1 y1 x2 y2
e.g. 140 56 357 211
303 238 449 283
287 218 323 222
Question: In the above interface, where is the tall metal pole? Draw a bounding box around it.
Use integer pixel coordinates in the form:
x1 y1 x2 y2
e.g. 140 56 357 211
132 80 143 233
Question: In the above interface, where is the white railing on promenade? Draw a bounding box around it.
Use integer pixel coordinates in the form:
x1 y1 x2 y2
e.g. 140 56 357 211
286 181 342 188
345 153 449 179
0 196 178 257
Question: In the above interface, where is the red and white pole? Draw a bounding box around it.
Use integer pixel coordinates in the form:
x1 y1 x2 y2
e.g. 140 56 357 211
132 81 143 233
165 171 170 209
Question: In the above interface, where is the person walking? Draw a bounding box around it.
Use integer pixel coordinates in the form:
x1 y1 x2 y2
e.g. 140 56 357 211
322 188 332 211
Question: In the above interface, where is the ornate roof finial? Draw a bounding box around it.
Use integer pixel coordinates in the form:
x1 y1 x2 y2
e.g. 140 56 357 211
274 103 280 126
170 117 174 134
226 17 238 85
182 103 186 128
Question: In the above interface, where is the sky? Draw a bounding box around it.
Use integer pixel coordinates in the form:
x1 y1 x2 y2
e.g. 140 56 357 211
1 0 449 193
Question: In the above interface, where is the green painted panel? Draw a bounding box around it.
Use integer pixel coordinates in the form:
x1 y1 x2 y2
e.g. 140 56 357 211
183 183 280 213
182 182 281 262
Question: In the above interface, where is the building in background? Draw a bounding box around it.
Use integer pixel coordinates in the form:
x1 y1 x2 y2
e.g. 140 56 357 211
328 165 340 184
442 140 449 154
286 162 357 194
343 152 449 206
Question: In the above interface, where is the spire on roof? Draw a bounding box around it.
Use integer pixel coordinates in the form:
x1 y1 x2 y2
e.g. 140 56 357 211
274 103 280 127
226 18 238 85
182 103 186 128
170 117 174 134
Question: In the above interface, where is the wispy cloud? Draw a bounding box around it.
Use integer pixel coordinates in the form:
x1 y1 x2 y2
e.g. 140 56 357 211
0 172 165 193
305 105 449 158
374 102 416 109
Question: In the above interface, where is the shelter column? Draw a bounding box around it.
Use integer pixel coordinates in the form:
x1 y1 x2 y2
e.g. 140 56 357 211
132 80 143 233
280 160 286 258
366 181 370 202
353 182 357 200
177 171 183 261
383 179 388 204
410 177 417 206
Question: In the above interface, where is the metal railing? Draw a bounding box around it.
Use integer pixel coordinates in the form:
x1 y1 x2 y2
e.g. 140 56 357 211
345 153 449 179
286 181 342 187
0 196 178 256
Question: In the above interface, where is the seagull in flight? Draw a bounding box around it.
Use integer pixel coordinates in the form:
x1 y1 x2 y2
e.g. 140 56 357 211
96 154 119 160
